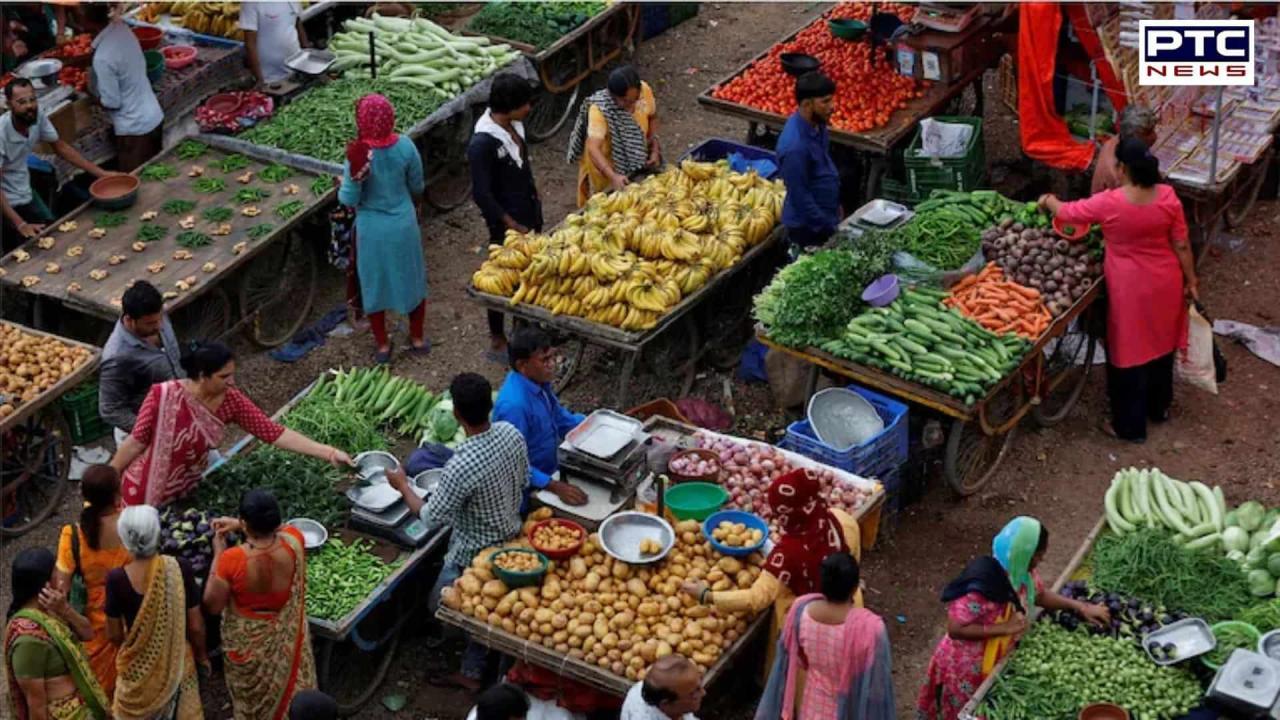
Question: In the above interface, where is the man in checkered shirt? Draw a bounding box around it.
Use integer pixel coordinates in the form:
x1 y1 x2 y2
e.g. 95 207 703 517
389 371 528 690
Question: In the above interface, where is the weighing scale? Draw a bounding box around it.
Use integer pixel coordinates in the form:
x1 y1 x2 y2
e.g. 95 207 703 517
345 479 434 549
911 3 981 33
539 411 653 529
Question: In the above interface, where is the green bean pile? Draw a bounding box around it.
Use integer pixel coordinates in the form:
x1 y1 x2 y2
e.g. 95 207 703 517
279 390 387 453
1238 599 1280 632
1092 529 1253 622
306 537 401 620
240 78 445 163
977 622 1202 720
1204 624 1258 667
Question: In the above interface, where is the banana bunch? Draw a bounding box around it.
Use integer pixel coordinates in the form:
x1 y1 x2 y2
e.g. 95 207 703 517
658 230 701 262
161 2 245 39
487 242 531 270
472 267 519 297
674 262 715 295
587 252 636 282
742 206 777 247
626 280 680 313
679 159 719 182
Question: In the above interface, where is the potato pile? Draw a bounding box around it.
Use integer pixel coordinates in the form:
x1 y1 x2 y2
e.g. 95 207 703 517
442 518 762 681
0 323 93 418
494 551 543 572
532 521 583 552
712 521 763 549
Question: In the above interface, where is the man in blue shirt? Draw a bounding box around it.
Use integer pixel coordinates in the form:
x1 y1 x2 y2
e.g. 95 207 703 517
776 71 841 252
492 328 589 506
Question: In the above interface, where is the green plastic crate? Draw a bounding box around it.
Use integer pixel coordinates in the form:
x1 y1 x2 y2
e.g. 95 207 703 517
904 116 985 194
59 381 110 444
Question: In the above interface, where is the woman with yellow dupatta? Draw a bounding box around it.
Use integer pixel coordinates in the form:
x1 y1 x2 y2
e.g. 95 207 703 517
6 547 109 720
106 505 205 719
916 517 1110 720
204 489 316 720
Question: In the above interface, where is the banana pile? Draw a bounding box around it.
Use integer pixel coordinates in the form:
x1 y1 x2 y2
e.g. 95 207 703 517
472 160 784 332
136 2 245 40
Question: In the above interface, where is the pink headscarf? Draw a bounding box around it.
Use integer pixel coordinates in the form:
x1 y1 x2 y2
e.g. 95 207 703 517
346 94 399 181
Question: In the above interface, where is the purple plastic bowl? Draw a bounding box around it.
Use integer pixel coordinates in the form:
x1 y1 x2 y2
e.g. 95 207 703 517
862 274 900 307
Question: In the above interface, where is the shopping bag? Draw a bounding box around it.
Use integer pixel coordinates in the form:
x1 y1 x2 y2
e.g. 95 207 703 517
1175 304 1218 395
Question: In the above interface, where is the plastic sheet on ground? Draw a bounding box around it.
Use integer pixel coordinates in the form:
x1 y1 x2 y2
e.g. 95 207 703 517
1214 319 1280 367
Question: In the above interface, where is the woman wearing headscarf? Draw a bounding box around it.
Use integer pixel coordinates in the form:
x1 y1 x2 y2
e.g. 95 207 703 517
53 464 130 697
203 489 316 720
6 547 109 720
916 517 1109 719
566 65 660 206
680 468 861 677
338 93 428 364
105 505 205 720
1040 137 1198 443
758 552 894 720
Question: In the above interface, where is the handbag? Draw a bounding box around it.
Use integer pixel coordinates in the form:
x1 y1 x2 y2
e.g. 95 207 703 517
1196 301 1228 384
67 524 88 615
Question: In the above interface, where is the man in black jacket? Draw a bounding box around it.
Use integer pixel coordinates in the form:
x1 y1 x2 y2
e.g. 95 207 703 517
468 74 542 363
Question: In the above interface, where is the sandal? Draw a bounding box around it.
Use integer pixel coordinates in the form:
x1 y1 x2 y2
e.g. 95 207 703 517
374 347 392 365
1099 420 1145 444
407 340 431 356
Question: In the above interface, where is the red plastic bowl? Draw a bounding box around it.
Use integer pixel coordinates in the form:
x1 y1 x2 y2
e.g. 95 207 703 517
1053 216 1091 241
162 45 197 70
527 518 586 561
132 26 165 51
204 92 244 115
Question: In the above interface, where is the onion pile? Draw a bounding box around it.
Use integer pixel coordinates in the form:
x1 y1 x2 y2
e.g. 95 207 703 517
692 433 876 534
668 453 718 477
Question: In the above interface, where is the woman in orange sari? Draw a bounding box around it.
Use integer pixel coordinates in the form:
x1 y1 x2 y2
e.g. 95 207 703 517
54 464 130 697
204 489 316 720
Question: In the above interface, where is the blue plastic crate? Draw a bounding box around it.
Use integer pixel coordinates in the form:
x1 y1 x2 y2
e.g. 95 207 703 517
679 138 779 179
780 385 909 478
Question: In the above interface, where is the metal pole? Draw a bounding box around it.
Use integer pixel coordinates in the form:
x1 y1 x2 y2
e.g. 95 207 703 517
368 32 377 79
1088 61 1100 141
1208 85 1223 185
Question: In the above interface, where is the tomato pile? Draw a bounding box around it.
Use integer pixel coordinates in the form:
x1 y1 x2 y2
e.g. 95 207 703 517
59 66 88 92
47 34 94 61
710 2 925 134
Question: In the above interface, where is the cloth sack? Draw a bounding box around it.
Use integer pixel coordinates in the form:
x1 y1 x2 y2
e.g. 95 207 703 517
1175 304 1218 395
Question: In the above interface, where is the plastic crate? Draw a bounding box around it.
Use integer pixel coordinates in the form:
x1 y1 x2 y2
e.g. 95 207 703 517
880 177 925 206
59 381 110 445
903 116 985 193
679 138 779 179
780 384 909 478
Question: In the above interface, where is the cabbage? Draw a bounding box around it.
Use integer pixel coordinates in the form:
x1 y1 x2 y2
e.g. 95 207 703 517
1252 529 1271 551
1226 510 1240 528
1228 550 1247 564
1268 554 1280 578
1224 527 1251 553
428 399 458 443
1238 501 1267 532
1249 568 1276 597
1247 545 1269 570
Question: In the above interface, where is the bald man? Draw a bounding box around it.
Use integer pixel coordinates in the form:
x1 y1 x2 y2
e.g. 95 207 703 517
621 655 706 720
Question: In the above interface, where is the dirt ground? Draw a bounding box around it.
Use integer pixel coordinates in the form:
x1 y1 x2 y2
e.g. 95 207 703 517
4 3 1280 719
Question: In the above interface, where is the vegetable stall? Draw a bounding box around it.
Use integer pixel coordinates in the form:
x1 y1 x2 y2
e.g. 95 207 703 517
467 141 787 407
961 467 1280 719
754 190 1103 496
697 2 1005 203
197 13 535 212
0 322 100 538
0 139 335 349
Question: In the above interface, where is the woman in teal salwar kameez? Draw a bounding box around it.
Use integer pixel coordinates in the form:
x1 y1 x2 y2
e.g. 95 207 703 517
339 93 429 364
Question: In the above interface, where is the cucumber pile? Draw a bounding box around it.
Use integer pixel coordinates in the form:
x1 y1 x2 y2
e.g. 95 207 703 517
819 287 1029 405
319 367 439 438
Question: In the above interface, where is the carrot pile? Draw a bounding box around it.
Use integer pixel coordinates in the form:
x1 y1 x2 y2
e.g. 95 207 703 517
944 262 1053 340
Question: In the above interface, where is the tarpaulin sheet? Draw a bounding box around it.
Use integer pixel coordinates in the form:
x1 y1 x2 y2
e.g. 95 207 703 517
1016 2 1096 171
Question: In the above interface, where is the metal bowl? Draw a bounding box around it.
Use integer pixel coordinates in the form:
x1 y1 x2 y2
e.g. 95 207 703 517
287 518 328 550
354 451 399 481
17 58 62 85
806 387 885 452
1259 630 1280 661
412 468 443 495
598 512 674 565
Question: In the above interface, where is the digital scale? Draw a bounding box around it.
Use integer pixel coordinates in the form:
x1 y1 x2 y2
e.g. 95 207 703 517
537 411 653 530
345 470 438 548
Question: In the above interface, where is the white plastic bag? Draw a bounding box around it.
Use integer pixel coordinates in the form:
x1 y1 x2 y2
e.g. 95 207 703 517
918 118 975 159
1176 305 1218 395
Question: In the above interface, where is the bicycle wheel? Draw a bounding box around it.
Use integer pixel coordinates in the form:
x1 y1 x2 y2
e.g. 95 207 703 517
1 409 71 537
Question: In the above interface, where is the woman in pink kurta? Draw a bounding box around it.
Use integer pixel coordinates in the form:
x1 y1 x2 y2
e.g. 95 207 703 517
1041 137 1199 443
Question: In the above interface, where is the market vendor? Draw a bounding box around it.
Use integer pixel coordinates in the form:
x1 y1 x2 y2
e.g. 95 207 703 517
1 78 112 249
567 65 660 207
239 1 307 87
1091 104 1158 194
777 71 841 252
620 654 705 720
917 517 1110 720
81 4 163 172
468 73 543 364
679 467 861 679
386 372 529 692
108 340 352 508
99 280 184 446
492 328 589 507
1040 138 1197 444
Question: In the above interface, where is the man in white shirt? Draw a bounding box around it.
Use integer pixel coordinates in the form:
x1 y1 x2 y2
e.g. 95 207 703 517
620 655 705 720
240 2 307 86
82 4 164 172
0 79 111 250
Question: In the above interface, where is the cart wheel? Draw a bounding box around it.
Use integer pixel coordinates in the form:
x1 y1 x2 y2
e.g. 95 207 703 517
239 232 318 348
946 77 985 119
553 339 585 394
423 112 473 212
316 632 401 717
1032 325 1097 427
172 286 232 342
1224 158 1269 229
944 418 1016 497
1 409 71 538
527 48 586 143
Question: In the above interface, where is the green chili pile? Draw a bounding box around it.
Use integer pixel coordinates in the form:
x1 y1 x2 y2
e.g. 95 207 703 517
468 1 604 50
306 537 401 620
1092 529 1253 622
197 447 347 527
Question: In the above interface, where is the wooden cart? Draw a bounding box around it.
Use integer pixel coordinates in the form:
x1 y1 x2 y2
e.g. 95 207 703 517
0 322 100 537
0 141 335 349
1172 146 1277 262
758 282 1103 497
461 3 642 143
469 225 784 408
696 11 1001 203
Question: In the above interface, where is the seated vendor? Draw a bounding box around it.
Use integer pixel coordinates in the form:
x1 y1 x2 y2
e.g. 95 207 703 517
387 372 529 692
492 328 589 507
1 78 112 251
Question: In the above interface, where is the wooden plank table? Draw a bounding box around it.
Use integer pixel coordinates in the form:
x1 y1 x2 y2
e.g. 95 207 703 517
0 321 101 433
0 139 335 338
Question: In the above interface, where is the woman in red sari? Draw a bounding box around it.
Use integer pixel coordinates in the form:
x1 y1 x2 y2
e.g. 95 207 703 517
1040 137 1199 443
109 341 352 507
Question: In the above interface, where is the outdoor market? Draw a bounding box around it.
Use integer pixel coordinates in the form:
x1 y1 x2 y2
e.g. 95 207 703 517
1 2 1279 720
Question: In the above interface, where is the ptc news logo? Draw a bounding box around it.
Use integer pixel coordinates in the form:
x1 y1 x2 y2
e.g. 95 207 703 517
1139 20 1256 86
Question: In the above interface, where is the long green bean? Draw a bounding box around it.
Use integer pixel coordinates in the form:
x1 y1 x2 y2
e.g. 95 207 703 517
1092 529 1253 622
